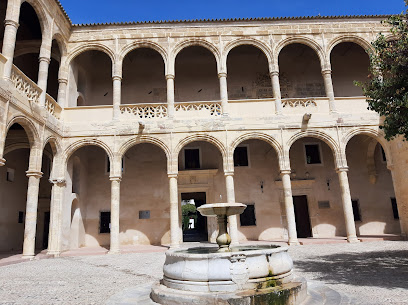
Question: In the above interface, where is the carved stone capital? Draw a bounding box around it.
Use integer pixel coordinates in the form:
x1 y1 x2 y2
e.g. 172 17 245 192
165 74 175 80
49 179 66 186
4 20 19 29
26 170 43 179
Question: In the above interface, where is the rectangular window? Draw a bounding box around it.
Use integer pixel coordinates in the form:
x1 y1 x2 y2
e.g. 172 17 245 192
352 200 361 221
234 146 249 167
184 148 200 169
391 198 399 219
6 168 15 182
139 210 150 219
305 144 322 164
99 211 111 234
240 204 256 226
18 211 24 224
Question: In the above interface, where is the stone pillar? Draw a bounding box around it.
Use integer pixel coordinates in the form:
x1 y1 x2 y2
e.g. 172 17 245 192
112 76 122 120
225 172 239 246
281 170 300 245
322 69 337 113
37 57 51 106
57 78 68 108
47 179 66 256
270 71 283 115
218 73 229 116
388 165 407 238
22 170 43 258
169 174 181 247
166 74 175 118
337 167 359 243
2 20 19 80
109 176 121 254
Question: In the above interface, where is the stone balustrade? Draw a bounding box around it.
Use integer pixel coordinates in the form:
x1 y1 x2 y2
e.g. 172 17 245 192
175 101 222 117
282 98 318 108
120 103 168 119
10 65 42 105
45 94 62 119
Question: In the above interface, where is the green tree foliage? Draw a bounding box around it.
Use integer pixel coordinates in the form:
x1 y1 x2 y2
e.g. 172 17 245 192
360 1 408 140
182 204 197 230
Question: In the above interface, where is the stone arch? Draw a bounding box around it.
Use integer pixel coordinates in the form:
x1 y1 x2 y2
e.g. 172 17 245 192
62 138 114 172
4 142 30 155
327 35 373 58
43 135 62 157
286 130 341 168
118 136 171 172
21 0 50 38
223 38 274 72
51 32 67 58
230 132 284 168
171 39 221 75
6 115 40 147
275 36 326 69
174 134 228 172
342 127 393 167
119 41 168 73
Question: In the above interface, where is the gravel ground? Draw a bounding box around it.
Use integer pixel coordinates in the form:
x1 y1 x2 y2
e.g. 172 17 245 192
0 241 406 305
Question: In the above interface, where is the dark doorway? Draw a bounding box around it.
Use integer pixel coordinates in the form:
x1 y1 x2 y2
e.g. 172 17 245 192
181 192 208 242
293 195 312 238
42 211 50 249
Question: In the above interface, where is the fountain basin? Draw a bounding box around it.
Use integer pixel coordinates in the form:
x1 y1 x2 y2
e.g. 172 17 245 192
197 202 247 217
162 245 293 293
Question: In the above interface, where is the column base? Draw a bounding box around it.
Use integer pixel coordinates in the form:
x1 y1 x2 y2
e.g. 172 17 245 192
47 250 61 257
22 254 35 260
288 240 300 246
108 249 121 254
347 236 360 243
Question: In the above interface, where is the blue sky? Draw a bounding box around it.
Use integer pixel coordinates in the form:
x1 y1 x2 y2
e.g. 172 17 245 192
59 0 407 24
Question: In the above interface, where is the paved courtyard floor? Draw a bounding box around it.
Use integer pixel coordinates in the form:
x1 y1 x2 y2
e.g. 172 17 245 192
0 241 406 304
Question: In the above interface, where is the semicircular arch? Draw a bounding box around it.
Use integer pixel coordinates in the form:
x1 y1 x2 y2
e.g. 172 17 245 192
65 43 115 68
119 41 168 65
118 136 171 160
6 115 40 147
22 0 50 38
174 134 227 162
327 35 373 56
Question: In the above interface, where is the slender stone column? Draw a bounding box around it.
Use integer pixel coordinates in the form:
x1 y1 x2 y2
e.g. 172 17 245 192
225 172 239 246
47 179 66 256
281 170 300 245
2 20 19 80
22 170 43 258
218 73 229 116
112 76 122 120
37 57 51 106
109 176 121 254
57 78 68 108
169 174 181 248
270 71 283 115
322 69 337 113
337 167 359 243
166 74 175 118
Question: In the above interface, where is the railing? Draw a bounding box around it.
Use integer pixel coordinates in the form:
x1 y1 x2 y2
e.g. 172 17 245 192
120 103 168 118
175 101 222 116
282 98 317 108
45 94 62 119
10 65 42 104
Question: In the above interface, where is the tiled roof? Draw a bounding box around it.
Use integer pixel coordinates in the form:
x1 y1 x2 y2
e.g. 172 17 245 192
71 15 391 28
54 0 72 25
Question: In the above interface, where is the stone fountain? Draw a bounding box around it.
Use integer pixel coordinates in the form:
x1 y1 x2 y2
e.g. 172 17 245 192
151 202 307 304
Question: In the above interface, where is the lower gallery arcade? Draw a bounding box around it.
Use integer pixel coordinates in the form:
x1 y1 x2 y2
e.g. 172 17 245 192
0 124 400 255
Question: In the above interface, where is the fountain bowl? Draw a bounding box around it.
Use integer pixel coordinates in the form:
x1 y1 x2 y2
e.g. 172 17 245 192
197 202 247 217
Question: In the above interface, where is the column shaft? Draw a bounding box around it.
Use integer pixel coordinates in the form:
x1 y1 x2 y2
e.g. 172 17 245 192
225 173 239 246
337 168 359 243
169 175 181 247
57 79 68 108
270 71 283 115
166 75 175 118
109 177 121 253
322 69 337 113
38 57 51 106
281 171 299 245
218 73 229 116
22 171 43 258
47 179 66 256
112 76 122 120
2 20 19 79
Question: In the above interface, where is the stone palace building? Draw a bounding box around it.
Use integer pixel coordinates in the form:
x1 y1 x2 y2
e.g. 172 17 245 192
0 0 407 258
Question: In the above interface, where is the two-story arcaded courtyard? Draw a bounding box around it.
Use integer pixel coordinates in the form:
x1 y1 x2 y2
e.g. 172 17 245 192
0 0 407 258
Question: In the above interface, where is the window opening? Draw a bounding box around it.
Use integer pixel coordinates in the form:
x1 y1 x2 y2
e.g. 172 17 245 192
352 200 361 221
99 211 111 233
6 168 15 182
18 211 24 224
305 144 322 164
234 146 249 167
184 148 200 169
240 204 256 226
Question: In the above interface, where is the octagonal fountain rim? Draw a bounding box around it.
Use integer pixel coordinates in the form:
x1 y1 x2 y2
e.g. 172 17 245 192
167 244 289 259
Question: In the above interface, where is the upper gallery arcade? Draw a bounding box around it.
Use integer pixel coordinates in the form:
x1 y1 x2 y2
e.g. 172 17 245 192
0 0 406 257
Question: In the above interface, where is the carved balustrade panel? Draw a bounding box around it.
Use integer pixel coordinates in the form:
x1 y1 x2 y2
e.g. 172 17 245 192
120 103 168 119
175 102 222 117
45 94 62 119
10 66 42 104
282 98 317 108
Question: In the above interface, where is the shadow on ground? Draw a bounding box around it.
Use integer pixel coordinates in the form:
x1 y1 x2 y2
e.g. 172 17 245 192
293 250 408 289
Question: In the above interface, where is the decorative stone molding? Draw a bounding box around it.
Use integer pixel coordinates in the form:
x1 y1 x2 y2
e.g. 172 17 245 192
26 170 43 179
336 166 349 173
218 72 227 79
229 254 250 289
4 20 19 29
49 179 66 186
175 102 222 116
0 158 5 166
109 176 122 182
120 103 168 118
11 66 42 104
282 98 317 108
45 94 61 119
165 74 175 80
